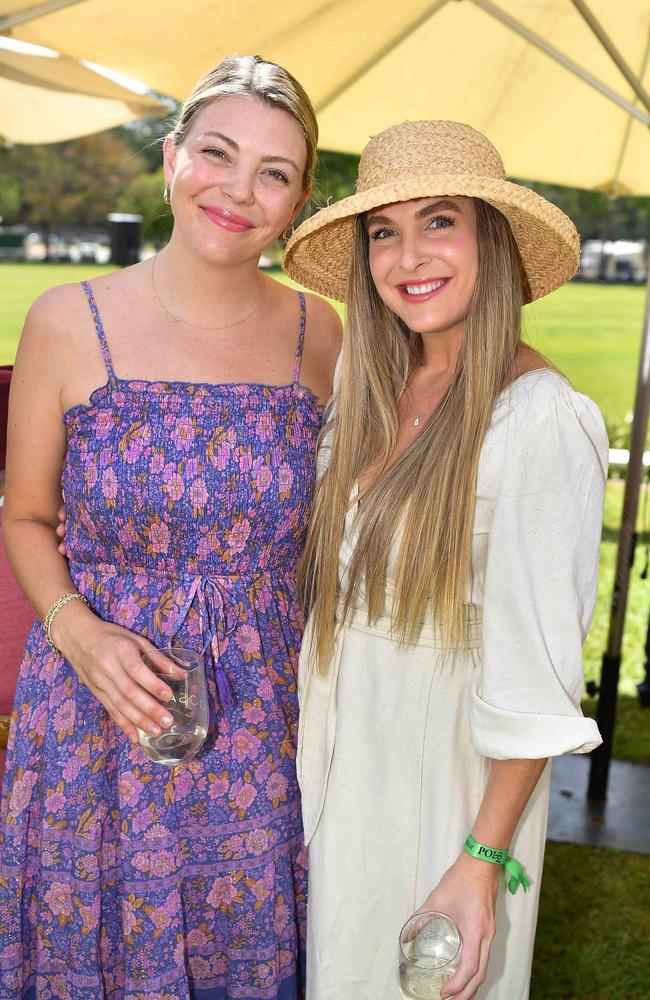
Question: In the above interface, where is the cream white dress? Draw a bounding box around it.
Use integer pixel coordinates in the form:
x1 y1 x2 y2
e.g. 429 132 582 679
297 370 608 1000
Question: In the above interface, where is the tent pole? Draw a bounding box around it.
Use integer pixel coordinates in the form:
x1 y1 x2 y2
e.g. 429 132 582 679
0 1 85 33
588 267 650 801
470 0 650 126
609 34 650 196
569 0 650 114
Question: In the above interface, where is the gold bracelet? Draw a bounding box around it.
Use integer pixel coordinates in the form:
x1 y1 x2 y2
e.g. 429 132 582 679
43 592 89 656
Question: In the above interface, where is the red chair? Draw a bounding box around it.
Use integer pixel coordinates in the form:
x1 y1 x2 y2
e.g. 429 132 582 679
0 365 11 472
0 367 36 779
0 506 35 779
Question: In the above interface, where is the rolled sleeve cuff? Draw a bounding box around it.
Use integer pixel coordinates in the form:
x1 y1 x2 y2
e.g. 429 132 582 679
469 687 603 759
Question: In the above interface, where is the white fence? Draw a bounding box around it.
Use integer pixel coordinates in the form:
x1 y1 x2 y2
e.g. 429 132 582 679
609 449 650 471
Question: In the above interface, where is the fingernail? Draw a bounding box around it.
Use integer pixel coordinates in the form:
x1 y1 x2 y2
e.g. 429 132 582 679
150 726 162 737
161 715 173 727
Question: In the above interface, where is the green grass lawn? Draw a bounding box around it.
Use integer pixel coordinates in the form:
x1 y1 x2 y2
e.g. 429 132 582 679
524 282 646 428
0 263 114 364
531 841 650 1000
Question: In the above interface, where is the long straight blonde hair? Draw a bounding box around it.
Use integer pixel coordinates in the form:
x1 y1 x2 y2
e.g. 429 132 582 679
301 199 531 670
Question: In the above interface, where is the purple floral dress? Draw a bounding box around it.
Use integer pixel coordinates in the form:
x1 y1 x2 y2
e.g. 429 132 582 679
0 281 323 1000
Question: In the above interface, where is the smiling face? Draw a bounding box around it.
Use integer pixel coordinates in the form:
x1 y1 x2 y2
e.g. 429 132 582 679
366 196 479 341
163 94 309 266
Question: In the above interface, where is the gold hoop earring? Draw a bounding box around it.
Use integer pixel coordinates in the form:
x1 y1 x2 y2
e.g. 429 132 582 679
163 184 171 205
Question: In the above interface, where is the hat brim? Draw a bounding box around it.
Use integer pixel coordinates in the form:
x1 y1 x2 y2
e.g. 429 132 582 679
283 175 579 304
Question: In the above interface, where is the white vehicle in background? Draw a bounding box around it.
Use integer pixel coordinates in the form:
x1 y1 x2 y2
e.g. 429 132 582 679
67 240 111 264
580 239 648 283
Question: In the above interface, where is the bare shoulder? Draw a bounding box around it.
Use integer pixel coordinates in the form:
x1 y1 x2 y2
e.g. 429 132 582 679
513 345 550 377
20 264 144 363
278 288 342 403
304 291 342 334
23 281 87 338
15 282 92 384
303 292 343 374
17 271 128 407
84 260 144 301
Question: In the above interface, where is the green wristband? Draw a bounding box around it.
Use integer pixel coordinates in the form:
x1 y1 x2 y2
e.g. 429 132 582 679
463 834 531 895
464 834 508 865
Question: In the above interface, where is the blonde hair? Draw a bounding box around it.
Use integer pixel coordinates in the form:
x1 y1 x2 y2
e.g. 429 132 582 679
169 55 318 190
301 199 530 669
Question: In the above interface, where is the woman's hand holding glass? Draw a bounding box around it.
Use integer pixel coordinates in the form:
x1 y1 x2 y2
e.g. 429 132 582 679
415 853 498 1000
48 567 174 746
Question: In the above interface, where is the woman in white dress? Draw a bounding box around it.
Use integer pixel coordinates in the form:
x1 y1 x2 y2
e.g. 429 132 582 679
283 120 607 1000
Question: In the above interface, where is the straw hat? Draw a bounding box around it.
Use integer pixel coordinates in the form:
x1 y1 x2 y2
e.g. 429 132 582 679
283 120 579 304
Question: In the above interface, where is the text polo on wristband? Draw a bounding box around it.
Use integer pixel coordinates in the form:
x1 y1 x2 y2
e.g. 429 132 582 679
463 834 531 895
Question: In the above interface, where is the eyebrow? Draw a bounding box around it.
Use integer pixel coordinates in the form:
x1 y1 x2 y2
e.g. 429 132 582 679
198 130 300 171
366 198 463 228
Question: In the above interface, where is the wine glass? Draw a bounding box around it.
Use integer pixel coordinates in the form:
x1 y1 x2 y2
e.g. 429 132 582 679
398 911 462 999
138 646 208 765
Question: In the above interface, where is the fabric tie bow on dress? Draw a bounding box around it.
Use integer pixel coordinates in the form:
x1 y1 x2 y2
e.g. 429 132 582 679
171 574 241 711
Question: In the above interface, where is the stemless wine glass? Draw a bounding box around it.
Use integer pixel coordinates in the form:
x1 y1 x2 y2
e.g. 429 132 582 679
138 646 208 765
398 911 462 1000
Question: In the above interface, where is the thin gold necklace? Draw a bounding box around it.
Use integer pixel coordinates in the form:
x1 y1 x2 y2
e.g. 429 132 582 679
402 383 439 427
151 255 264 332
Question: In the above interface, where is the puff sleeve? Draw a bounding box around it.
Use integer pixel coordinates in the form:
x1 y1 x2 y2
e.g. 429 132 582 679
469 387 608 759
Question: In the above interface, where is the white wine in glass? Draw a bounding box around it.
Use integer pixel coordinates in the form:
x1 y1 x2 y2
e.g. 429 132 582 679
138 646 208 765
399 963 454 1000
398 911 462 1000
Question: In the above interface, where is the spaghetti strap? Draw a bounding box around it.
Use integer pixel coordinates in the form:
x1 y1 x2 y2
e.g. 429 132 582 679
81 280 116 381
292 291 307 385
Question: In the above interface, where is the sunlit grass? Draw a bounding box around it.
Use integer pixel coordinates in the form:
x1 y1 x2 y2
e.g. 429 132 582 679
531 842 650 1000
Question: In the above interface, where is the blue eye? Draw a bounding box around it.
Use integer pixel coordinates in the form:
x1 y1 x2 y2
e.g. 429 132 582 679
267 169 289 184
368 227 395 240
428 214 454 230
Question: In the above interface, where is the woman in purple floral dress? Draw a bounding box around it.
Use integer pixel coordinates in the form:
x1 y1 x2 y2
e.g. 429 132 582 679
0 56 340 999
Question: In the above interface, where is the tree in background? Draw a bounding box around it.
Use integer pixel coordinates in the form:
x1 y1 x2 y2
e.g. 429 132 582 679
116 165 172 244
1 121 647 257
312 150 360 208
524 180 650 246
117 113 176 172
0 176 20 224
0 131 141 251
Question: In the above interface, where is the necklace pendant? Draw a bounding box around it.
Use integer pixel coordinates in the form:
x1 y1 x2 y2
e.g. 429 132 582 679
413 416 421 427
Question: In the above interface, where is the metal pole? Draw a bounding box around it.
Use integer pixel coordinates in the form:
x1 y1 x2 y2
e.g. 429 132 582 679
0 0 86 33
636 597 650 708
470 0 650 127
588 268 650 800
570 0 650 114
